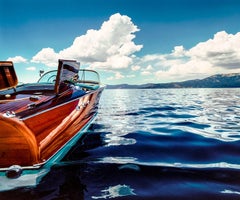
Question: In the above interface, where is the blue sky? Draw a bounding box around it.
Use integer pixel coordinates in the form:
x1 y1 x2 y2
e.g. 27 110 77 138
1 0 240 84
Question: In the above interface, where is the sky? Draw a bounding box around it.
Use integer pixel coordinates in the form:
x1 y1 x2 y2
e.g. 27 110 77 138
1 0 240 85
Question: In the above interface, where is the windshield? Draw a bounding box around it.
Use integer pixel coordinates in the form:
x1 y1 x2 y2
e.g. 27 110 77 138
37 70 57 84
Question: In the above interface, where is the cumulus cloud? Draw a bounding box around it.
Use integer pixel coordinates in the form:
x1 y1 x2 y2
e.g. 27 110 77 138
126 74 135 78
31 13 143 70
7 56 27 63
31 47 59 67
137 31 240 82
107 71 125 80
141 64 154 76
171 46 186 57
141 71 152 76
26 66 36 71
131 65 140 71
29 14 240 84
188 31 240 69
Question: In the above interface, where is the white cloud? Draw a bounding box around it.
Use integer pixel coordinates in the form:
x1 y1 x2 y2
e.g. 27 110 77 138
29 15 240 84
26 66 36 71
107 71 125 80
31 13 143 69
145 65 153 71
131 65 140 71
31 47 59 67
126 74 135 78
7 56 27 63
141 54 165 62
140 64 154 76
171 45 186 57
188 31 240 69
115 72 124 79
137 31 240 82
91 54 133 70
141 71 152 76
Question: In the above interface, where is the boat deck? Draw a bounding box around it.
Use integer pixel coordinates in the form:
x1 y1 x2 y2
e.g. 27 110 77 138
0 84 56 117
0 83 89 119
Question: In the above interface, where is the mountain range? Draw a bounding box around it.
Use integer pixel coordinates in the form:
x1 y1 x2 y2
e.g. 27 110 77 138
107 73 240 89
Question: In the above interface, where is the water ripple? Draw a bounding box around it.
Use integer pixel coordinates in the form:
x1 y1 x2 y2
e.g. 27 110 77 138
2 88 240 199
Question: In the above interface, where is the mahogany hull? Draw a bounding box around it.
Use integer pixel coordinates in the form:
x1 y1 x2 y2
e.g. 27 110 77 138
0 87 104 168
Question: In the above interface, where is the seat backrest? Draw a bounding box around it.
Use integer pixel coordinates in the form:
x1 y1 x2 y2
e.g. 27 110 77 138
0 61 18 91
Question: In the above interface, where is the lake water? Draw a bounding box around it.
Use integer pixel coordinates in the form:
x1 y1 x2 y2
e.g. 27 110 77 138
1 88 240 199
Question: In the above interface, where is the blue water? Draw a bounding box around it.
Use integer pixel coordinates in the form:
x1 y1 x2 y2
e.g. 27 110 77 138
1 88 240 199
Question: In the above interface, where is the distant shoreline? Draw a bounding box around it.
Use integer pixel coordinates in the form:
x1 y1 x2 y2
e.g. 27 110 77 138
106 73 240 89
106 86 240 89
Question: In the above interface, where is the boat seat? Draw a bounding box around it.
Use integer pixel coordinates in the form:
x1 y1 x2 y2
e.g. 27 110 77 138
76 83 99 90
0 61 18 91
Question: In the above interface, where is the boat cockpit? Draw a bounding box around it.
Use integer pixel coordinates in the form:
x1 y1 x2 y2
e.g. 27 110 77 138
0 60 101 97
0 60 101 116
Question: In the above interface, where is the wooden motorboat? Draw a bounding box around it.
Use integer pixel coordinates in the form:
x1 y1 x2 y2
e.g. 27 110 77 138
0 59 104 173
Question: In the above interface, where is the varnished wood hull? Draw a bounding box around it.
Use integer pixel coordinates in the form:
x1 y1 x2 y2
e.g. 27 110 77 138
0 87 104 168
0 116 39 167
